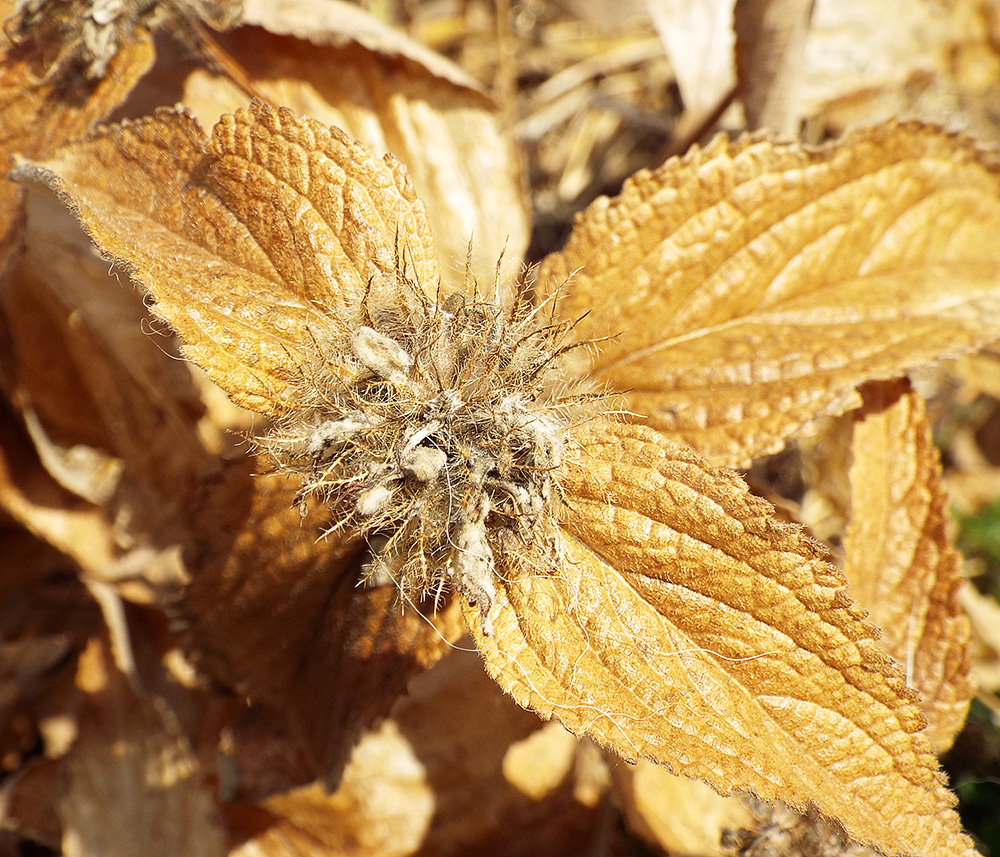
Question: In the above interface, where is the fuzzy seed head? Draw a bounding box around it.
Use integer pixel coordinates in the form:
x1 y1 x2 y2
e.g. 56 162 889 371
264 274 596 628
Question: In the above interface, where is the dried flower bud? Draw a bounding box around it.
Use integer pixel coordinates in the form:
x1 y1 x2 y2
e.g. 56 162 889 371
350 326 414 387
263 274 596 629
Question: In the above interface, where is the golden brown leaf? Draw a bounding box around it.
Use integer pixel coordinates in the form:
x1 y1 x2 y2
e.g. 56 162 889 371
112 1 529 289
538 124 1000 468
393 650 606 855
59 637 224 857
501 721 581 802
0 397 117 574
180 457 462 784
844 379 973 752
12 101 439 416
469 422 976 857
0 0 154 273
173 17 529 290
224 767 434 857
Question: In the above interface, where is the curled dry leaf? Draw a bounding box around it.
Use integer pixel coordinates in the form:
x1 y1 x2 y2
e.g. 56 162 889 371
240 0 482 91
469 422 976 857
844 379 973 753
0 397 118 574
538 123 1000 468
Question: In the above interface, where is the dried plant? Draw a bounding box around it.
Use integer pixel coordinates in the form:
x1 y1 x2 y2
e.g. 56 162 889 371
4 2 1000 856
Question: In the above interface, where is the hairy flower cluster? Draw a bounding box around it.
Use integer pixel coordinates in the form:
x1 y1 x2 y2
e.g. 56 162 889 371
265 276 594 632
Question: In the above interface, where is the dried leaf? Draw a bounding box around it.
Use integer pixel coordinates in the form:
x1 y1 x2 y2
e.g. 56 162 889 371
113 0 527 288
180 457 462 783
502 721 579 802
0 398 117 574
3 192 215 525
799 0 950 125
0 759 63 849
734 0 814 134
59 637 224 857
957 585 1000 694
470 422 976 857
0 0 154 273
613 761 754 856
224 723 434 857
539 124 1000 467
797 0 1000 139
392 650 606 855
241 0 483 90
224 649 605 857
174 19 528 289
844 380 973 752
12 101 439 416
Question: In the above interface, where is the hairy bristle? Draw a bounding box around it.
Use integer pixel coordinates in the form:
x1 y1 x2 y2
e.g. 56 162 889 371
261 266 602 632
